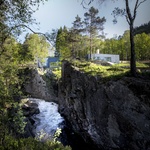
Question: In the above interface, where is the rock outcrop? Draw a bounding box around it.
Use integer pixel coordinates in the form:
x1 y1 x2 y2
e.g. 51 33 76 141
24 69 58 102
21 99 40 138
58 61 150 150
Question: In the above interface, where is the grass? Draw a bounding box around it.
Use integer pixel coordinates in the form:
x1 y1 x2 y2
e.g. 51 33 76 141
51 60 150 81
72 60 130 80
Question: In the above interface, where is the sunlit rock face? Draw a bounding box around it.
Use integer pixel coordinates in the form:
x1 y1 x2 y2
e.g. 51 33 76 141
24 69 58 102
58 61 150 150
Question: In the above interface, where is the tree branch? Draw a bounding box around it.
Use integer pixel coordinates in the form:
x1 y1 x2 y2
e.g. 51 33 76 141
81 0 105 8
125 14 130 25
10 24 53 45
0 24 53 56
133 0 147 21
137 0 147 8
133 0 139 20
81 0 89 9
125 0 132 23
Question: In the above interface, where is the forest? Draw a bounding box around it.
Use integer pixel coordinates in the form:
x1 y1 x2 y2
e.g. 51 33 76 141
0 0 150 150
56 22 150 61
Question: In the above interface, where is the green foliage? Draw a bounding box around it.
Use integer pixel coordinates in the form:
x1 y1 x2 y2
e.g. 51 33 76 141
0 30 67 150
55 6 106 60
70 15 84 58
72 60 130 80
136 62 149 68
134 33 150 60
56 26 72 60
53 128 62 142
7 103 27 134
23 33 50 63
0 97 71 150
0 0 71 149
71 60 150 80
101 31 150 61
0 0 48 41
0 135 71 150
0 37 23 105
84 6 106 58
134 21 150 35
52 70 61 80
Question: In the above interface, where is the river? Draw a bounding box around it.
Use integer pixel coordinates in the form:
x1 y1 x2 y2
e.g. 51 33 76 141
29 98 98 150
29 98 64 141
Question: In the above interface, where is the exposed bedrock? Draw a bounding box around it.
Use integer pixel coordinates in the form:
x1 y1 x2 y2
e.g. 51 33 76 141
24 69 58 102
58 61 150 150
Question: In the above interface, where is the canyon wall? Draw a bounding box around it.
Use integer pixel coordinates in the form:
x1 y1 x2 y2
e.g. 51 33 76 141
24 69 58 102
58 61 150 150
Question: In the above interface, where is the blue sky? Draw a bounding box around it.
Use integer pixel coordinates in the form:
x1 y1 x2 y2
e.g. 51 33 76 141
20 0 150 41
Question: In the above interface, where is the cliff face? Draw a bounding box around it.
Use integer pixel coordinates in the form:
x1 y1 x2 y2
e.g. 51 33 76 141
58 61 150 150
24 69 58 102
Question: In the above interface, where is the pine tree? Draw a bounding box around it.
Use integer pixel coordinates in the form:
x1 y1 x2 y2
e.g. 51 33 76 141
83 6 106 59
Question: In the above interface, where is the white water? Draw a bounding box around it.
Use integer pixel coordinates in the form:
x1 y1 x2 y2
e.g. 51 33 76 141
29 98 64 141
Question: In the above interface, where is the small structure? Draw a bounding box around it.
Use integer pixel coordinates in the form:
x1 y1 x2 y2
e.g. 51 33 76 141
88 49 120 63
43 57 59 68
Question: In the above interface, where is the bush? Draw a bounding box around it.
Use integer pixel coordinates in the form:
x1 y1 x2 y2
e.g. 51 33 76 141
0 136 71 150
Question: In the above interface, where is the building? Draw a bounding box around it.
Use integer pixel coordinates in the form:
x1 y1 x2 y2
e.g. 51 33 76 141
88 49 120 64
43 57 59 68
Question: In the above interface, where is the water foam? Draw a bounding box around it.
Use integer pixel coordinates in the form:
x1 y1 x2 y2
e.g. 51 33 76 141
29 98 64 141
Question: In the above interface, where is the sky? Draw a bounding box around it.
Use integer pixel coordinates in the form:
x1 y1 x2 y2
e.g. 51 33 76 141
20 0 150 42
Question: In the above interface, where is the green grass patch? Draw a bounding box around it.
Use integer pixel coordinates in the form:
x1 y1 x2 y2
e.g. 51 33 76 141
136 62 149 68
72 60 129 80
51 60 150 81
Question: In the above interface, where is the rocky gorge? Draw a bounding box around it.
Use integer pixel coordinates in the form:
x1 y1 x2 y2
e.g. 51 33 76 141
58 61 150 150
19 68 60 139
22 62 150 150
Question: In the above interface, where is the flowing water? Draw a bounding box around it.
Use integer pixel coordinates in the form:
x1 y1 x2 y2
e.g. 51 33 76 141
29 98 64 141
28 98 97 150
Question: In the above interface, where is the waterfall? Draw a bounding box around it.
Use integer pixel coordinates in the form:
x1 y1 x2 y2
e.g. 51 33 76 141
29 98 64 141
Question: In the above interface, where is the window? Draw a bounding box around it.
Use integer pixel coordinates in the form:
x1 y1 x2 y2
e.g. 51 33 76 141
105 57 111 62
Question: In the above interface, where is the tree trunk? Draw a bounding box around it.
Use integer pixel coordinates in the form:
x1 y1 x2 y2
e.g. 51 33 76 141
89 34 92 60
130 22 137 76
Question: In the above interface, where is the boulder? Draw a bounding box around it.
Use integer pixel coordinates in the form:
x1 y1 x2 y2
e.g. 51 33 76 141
22 100 40 117
21 99 40 137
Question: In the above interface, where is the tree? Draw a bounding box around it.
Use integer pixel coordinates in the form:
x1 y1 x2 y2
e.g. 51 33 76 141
122 30 130 60
23 34 50 64
55 27 63 57
134 21 150 35
83 6 106 59
134 33 150 60
55 26 72 60
0 1 49 103
0 37 23 105
81 0 147 76
70 15 83 58
113 0 148 76
0 0 48 56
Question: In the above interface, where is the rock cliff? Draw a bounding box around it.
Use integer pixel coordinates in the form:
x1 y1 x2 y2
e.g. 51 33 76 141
24 68 58 102
58 61 150 150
